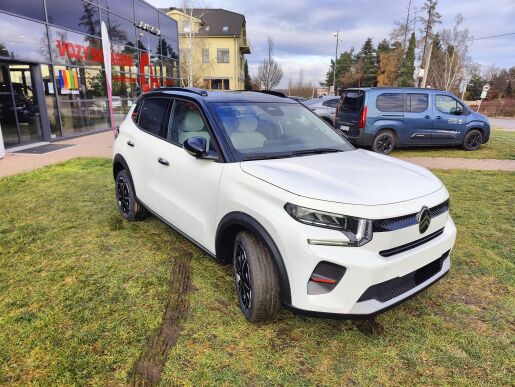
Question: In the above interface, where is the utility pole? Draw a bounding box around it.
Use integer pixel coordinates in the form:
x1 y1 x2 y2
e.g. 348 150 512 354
332 31 341 96
420 41 433 88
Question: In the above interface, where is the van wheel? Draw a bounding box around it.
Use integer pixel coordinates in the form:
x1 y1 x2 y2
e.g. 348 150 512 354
115 169 147 221
462 129 483 151
233 231 281 322
372 131 395 154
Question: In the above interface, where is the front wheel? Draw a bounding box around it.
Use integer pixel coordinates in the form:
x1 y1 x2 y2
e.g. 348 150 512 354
115 169 147 221
233 231 281 322
372 131 395 154
462 129 483 151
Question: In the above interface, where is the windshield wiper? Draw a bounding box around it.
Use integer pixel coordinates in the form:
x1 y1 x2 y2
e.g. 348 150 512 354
292 148 343 156
242 153 293 161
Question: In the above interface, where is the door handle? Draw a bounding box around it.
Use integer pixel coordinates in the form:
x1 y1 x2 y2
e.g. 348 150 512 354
436 116 442 120
127 140 135 147
158 157 169 166
424 115 431 119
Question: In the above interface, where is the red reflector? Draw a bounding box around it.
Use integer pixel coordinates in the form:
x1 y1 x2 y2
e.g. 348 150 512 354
358 106 367 129
310 275 337 284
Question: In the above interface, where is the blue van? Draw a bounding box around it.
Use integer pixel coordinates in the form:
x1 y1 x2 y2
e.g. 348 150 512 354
335 87 490 154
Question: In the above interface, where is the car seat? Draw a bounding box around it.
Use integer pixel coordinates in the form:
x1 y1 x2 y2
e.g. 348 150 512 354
230 116 266 150
178 110 211 147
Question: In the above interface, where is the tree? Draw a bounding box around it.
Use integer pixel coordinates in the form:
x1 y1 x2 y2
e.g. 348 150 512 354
288 68 315 98
390 0 416 51
258 37 283 90
418 0 442 73
397 32 416 86
355 38 377 86
377 42 403 86
466 70 484 100
325 49 354 90
243 60 252 90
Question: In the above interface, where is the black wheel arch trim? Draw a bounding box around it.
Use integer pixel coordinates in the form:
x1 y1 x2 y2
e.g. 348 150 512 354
113 154 130 181
216 211 292 305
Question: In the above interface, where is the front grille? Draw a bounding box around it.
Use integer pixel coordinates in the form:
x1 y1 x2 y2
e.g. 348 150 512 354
373 199 449 232
357 251 449 303
379 228 444 257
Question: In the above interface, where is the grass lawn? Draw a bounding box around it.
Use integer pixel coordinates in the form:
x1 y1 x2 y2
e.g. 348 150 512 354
0 158 513 385
391 129 515 160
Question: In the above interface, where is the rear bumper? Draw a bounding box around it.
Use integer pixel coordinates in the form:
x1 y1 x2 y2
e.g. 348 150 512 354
340 127 374 146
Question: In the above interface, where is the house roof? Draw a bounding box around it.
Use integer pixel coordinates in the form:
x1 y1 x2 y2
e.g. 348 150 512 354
162 8 246 37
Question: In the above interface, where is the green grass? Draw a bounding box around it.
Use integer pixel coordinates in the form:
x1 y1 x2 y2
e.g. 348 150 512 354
391 130 515 160
0 158 513 385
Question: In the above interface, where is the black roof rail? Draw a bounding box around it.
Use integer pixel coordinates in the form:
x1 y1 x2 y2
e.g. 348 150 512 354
151 86 208 97
254 90 287 98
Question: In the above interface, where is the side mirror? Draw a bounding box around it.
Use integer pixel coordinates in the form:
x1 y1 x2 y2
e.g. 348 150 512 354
455 106 463 115
183 136 208 158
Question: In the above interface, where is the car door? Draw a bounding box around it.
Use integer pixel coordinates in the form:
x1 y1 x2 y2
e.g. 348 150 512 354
403 92 433 145
432 94 465 144
153 98 224 251
127 97 171 210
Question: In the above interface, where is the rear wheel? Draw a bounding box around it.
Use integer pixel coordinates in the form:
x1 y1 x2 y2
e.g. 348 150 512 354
233 231 281 322
372 131 395 154
115 169 147 221
462 129 483 151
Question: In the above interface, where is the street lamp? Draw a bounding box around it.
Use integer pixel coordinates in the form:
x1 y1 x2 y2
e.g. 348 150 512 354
332 31 342 96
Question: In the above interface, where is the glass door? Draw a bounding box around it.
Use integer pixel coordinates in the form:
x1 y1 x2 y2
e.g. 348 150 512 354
0 63 43 148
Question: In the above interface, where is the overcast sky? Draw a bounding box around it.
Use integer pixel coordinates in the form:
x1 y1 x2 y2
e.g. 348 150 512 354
149 0 515 87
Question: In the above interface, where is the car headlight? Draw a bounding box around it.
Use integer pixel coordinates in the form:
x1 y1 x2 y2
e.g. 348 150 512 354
284 203 373 246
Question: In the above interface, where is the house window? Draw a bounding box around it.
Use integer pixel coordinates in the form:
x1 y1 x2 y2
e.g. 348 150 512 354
202 48 209 63
182 20 191 32
204 79 230 90
222 26 229 32
217 49 229 63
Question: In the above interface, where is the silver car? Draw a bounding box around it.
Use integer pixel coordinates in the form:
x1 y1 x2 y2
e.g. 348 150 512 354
304 96 340 126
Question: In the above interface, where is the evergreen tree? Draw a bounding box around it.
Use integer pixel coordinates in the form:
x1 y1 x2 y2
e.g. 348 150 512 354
244 60 252 90
325 49 354 89
376 39 391 67
397 32 416 86
466 71 485 100
355 38 377 86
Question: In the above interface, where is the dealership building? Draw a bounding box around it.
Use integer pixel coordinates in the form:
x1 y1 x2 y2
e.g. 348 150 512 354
0 0 179 150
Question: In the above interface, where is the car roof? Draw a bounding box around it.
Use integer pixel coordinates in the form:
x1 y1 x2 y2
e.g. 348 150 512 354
144 88 298 104
343 86 446 93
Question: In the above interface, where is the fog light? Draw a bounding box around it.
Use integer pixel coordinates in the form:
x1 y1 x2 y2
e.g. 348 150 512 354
307 261 346 295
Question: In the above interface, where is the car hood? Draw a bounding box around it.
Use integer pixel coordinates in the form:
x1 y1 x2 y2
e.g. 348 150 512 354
240 149 443 205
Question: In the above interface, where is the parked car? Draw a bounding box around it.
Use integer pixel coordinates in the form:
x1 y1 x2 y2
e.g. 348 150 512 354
113 87 456 322
335 87 490 154
304 96 340 126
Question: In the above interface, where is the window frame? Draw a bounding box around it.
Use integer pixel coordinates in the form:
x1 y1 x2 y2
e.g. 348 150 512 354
435 94 465 115
135 96 171 139
406 93 429 113
217 48 230 64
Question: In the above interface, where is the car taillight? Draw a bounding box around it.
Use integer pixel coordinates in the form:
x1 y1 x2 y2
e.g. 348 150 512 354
358 106 367 129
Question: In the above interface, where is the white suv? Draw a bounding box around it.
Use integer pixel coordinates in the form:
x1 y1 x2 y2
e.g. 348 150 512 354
112 87 457 322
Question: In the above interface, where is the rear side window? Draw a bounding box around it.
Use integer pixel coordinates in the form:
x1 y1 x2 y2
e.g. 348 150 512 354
376 93 404 112
322 98 339 108
406 93 428 112
138 98 170 138
339 90 364 112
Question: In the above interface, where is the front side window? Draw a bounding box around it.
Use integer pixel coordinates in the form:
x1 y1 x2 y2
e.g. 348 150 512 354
436 95 463 115
210 102 353 161
376 93 404 112
217 49 229 63
168 100 212 149
138 98 169 137
406 93 428 112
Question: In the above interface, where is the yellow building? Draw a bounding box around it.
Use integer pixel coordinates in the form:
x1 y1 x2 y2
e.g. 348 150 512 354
163 8 251 90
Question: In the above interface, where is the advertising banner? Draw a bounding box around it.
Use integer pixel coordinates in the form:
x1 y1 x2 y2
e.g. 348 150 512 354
101 21 115 134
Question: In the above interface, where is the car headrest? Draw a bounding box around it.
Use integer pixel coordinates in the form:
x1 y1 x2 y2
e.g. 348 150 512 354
182 110 205 132
237 116 258 133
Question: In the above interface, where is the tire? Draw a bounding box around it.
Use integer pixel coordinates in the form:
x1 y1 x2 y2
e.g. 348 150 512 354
462 129 483 151
372 131 395 154
115 169 147 221
233 230 281 322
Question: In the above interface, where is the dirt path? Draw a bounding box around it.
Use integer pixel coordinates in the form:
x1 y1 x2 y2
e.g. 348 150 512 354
129 251 192 386
399 157 515 171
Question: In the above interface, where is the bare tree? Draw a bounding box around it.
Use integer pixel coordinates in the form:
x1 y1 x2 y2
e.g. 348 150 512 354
288 68 315 98
418 0 441 86
389 0 417 50
258 37 283 90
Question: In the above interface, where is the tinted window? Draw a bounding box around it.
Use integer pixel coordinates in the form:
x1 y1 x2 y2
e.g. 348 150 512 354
322 98 339 108
340 90 364 113
47 0 100 36
0 13 50 62
138 98 169 137
406 93 428 112
102 11 136 46
99 0 134 21
159 12 178 40
48 26 103 67
436 95 463 114
376 93 405 112
0 0 46 21
169 100 212 148
159 37 178 59
137 30 160 53
134 0 158 27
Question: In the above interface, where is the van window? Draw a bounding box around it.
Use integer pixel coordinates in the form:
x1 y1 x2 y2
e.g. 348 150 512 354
340 90 364 112
406 93 428 112
322 98 339 108
436 95 463 115
376 93 404 112
138 98 169 138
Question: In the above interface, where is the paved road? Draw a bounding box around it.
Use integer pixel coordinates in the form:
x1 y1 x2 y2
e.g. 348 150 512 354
489 117 515 131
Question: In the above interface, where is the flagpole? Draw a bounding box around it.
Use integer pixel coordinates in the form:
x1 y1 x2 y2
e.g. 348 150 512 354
101 21 115 135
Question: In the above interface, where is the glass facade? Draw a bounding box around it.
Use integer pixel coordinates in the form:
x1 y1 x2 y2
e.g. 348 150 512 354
0 0 179 143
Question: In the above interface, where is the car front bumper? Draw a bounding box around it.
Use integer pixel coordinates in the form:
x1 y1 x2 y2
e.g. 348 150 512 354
274 211 457 318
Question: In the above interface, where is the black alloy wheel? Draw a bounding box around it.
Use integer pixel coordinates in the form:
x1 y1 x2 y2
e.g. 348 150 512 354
234 242 252 310
463 129 482 151
114 169 147 221
373 131 395 154
116 177 131 215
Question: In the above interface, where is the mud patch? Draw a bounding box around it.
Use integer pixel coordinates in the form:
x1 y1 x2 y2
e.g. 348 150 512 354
129 251 192 386
353 319 385 336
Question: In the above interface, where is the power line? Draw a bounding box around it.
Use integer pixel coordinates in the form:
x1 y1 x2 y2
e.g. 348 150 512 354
469 32 515 41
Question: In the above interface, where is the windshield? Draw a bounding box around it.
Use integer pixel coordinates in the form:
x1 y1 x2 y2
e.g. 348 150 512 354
210 102 354 161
